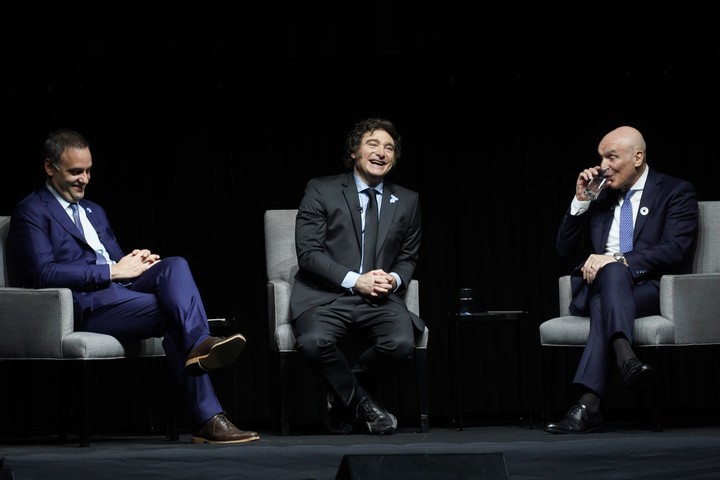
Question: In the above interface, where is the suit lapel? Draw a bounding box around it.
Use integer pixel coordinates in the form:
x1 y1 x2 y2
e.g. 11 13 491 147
377 183 397 249
40 187 87 243
342 178 364 250
633 169 659 241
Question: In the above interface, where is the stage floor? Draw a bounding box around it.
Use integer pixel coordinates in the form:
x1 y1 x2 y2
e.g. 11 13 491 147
2 422 720 479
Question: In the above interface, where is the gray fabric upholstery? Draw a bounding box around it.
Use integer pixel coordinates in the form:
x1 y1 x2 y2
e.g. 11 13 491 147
0 216 165 360
263 209 429 353
540 201 720 348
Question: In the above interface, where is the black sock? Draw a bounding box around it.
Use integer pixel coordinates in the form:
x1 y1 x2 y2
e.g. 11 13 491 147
353 384 370 406
579 392 601 413
612 336 635 370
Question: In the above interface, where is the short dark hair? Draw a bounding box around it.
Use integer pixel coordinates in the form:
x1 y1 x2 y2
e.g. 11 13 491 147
43 129 89 165
343 117 402 170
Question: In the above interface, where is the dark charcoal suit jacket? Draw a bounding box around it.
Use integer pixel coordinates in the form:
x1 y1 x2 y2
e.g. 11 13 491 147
289 172 424 332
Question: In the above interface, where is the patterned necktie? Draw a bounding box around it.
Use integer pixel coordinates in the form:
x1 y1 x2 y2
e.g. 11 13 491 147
71 203 107 265
362 188 378 273
70 203 85 238
619 190 636 253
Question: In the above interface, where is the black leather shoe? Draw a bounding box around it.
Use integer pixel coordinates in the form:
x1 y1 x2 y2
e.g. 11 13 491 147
544 404 604 434
322 393 353 435
355 395 397 435
621 357 655 391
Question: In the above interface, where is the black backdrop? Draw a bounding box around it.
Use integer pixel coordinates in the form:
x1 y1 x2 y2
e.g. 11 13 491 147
1 5 719 432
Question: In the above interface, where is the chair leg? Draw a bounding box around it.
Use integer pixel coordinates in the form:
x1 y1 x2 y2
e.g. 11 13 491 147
165 390 180 441
650 367 663 432
80 361 91 447
279 351 292 436
414 347 429 433
163 358 180 441
55 361 70 444
542 346 553 426
637 347 663 432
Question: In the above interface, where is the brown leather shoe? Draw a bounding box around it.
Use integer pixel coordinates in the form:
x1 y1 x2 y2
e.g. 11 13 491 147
185 334 246 376
191 413 260 444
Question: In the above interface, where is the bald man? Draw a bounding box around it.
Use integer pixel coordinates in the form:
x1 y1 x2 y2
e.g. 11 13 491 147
545 126 699 434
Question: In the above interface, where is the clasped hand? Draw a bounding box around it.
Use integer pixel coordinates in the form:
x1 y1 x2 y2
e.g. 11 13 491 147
581 253 613 284
355 269 395 298
111 248 161 282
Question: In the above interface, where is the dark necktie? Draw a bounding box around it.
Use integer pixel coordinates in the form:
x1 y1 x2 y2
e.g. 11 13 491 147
619 190 635 253
362 188 378 273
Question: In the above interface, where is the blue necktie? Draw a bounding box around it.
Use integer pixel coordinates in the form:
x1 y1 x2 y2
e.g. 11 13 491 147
619 190 635 253
70 203 85 238
362 188 378 273
71 203 107 265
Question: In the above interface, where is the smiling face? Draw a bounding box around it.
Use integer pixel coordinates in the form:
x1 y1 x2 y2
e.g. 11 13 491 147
44 146 92 203
351 128 396 187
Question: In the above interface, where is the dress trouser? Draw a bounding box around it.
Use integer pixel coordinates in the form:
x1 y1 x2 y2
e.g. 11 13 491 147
294 295 416 407
572 262 660 396
76 256 222 425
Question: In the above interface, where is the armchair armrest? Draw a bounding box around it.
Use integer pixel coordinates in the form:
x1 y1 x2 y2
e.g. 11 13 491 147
558 275 573 316
660 273 720 345
0 287 74 358
267 279 295 352
406 279 420 316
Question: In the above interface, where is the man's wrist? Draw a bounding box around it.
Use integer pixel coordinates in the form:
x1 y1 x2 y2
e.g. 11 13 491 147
613 252 627 266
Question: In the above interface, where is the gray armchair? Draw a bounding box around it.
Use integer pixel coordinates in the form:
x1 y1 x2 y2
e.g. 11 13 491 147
0 216 178 447
539 201 720 429
264 209 429 435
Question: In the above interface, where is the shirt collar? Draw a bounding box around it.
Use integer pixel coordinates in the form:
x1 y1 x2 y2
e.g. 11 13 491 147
46 182 74 210
353 173 384 195
629 165 649 192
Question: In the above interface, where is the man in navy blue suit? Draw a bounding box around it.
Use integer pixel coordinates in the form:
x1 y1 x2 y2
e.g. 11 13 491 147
7 129 259 444
545 126 699 434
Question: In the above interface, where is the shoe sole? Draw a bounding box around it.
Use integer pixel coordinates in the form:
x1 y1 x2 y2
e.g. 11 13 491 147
191 434 260 444
185 334 246 376
544 425 605 434
366 413 398 435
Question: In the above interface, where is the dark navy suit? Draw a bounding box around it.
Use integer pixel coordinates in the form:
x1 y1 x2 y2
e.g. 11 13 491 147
7 185 222 425
557 168 698 395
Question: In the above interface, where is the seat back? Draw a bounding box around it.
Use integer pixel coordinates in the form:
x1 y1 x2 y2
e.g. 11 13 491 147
264 209 299 285
693 201 720 274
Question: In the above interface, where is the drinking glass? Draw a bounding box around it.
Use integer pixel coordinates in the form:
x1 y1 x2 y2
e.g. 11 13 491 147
584 168 609 201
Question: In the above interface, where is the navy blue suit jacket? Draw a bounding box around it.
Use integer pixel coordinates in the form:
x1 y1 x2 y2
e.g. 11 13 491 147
7 185 127 319
557 168 698 314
